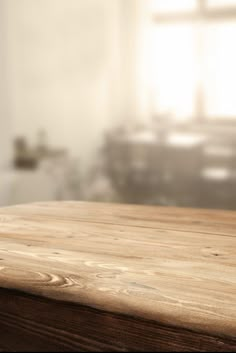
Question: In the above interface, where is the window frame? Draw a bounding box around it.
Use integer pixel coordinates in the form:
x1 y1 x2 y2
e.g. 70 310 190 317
152 0 236 123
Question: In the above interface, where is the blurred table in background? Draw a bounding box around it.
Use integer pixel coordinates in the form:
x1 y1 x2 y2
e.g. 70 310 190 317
103 124 236 210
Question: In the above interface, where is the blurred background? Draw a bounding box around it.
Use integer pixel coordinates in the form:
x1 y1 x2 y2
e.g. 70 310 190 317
1 0 236 210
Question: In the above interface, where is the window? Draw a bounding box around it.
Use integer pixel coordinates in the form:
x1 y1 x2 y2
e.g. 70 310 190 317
208 0 236 9
151 0 197 14
150 0 236 121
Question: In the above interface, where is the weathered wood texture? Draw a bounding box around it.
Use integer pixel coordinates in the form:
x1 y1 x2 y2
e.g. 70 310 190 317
0 201 235 352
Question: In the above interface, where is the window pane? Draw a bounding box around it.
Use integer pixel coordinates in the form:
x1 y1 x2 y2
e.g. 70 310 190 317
150 24 197 120
204 22 236 119
151 0 197 14
207 0 236 9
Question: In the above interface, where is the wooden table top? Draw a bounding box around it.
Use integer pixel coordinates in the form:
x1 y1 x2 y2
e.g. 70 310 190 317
0 201 235 351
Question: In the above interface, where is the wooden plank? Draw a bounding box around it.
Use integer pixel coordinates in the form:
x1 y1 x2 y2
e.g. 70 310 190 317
0 288 235 352
1 201 236 236
0 202 235 351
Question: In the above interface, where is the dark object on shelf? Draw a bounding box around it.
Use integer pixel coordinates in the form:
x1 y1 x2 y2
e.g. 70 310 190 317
13 137 38 170
13 130 68 171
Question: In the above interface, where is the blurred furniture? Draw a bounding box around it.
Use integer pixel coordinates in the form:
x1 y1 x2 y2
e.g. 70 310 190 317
104 125 164 204
162 131 205 207
0 156 81 207
0 202 235 351
0 168 60 206
103 124 236 210
13 131 67 172
13 137 38 170
0 132 81 206
200 133 236 209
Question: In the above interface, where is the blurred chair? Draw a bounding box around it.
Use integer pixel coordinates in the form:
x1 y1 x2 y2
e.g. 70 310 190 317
200 167 232 209
162 131 205 207
104 126 164 204
200 133 236 209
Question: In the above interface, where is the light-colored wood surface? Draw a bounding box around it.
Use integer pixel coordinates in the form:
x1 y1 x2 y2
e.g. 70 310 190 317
0 201 235 351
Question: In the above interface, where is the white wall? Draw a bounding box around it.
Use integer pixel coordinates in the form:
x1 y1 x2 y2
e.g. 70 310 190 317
0 0 11 168
119 0 151 124
4 0 151 169
5 0 122 168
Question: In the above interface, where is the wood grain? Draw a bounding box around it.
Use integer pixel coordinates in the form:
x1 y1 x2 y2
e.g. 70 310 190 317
0 201 235 352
